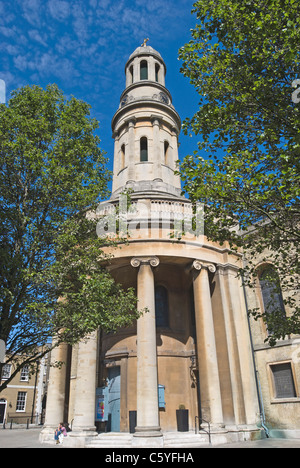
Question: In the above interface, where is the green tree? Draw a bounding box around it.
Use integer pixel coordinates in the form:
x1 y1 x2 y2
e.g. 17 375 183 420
0 84 139 391
178 0 300 343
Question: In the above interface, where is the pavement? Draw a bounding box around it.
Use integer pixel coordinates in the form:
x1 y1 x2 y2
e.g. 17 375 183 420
0 427 63 449
1 426 300 449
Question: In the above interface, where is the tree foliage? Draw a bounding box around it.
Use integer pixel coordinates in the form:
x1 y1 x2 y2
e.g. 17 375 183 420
0 85 139 391
178 0 300 343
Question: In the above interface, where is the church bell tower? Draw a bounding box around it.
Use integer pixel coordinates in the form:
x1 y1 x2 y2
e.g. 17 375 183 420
41 42 262 447
111 41 183 200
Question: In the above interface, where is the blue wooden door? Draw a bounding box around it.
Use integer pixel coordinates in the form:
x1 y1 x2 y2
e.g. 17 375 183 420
107 367 120 432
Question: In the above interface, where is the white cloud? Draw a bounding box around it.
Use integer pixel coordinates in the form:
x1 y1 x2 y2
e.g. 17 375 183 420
32 51 77 81
47 0 71 21
0 1 15 25
21 0 45 27
13 54 29 72
0 25 17 37
28 29 48 47
2 43 20 55
72 12 88 40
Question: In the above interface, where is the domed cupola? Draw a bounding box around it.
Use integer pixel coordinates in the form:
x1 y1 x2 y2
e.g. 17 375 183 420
111 40 182 199
125 42 165 86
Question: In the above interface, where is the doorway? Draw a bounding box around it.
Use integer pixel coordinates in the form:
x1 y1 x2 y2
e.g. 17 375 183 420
107 367 120 432
0 399 7 425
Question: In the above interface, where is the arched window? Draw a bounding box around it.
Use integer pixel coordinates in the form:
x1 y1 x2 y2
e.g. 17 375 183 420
140 60 148 80
259 265 286 335
155 63 160 82
140 137 148 162
129 65 134 84
155 285 169 328
164 141 169 165
120 144 125 169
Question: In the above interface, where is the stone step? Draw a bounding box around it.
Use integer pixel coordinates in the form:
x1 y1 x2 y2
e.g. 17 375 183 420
86 431 211 448
163 432 210 448
86 432 133 448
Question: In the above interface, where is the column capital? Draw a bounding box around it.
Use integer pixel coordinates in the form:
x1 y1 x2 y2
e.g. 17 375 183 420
150 115 161 126
125 117 137 128
131 256 160 268
192 260 216 273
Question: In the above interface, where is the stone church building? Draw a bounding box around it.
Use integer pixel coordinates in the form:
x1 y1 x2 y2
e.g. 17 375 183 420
40 44 300 447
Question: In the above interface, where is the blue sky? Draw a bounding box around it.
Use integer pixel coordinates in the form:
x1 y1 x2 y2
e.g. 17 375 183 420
0 0 200 190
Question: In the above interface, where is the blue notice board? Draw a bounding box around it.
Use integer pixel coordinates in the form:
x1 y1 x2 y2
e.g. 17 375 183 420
95 386 108 422
158 384 166 409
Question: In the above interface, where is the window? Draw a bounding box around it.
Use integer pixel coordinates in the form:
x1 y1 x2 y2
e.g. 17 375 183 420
0 399 7 425
270 362 297 399
259 265 286 334
120 144 125 169
16 392 27 412
140 137 148 162
164 141 169 165
129 65 133 84
140 60 148 80
20 365 29 381
155 63 160 82
155 285 169 328
1 364 11 380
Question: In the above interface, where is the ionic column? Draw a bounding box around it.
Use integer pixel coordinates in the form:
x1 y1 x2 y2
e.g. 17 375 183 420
192 261 224 426
227 268 259 425
65 331 98 446
131 256 161 439
217 266 246 425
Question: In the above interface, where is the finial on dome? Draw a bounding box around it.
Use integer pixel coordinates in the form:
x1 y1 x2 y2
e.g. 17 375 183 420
141 38 149 47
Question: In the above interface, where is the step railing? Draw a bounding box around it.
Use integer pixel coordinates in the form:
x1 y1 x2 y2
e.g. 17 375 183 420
195 416 211 445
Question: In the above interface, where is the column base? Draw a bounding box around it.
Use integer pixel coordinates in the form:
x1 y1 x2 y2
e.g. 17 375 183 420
40 424 98 447
63 427 98 448
133 426 163 447
39 425 57 444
